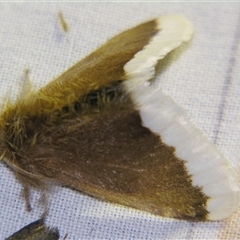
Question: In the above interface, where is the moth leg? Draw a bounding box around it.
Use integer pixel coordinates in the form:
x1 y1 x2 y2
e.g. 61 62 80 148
16 170 49 216
22 186 32 212
39 189 49 219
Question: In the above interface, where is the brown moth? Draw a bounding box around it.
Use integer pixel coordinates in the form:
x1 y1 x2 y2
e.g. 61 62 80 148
6 219 59 240
0 15 239 221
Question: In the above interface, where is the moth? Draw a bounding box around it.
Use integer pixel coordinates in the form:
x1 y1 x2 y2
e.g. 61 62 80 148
6 219 59 240
0 15 239 221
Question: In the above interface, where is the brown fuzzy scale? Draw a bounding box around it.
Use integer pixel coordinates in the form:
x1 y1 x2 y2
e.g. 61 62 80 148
0 18 209 220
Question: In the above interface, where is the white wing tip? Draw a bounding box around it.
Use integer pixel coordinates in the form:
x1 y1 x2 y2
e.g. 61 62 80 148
157 15 194 42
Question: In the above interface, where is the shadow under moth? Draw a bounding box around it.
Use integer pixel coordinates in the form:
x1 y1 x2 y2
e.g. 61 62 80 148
0 15 239 221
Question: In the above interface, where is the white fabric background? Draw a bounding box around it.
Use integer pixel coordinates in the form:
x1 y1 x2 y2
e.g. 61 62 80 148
0 2 240 239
